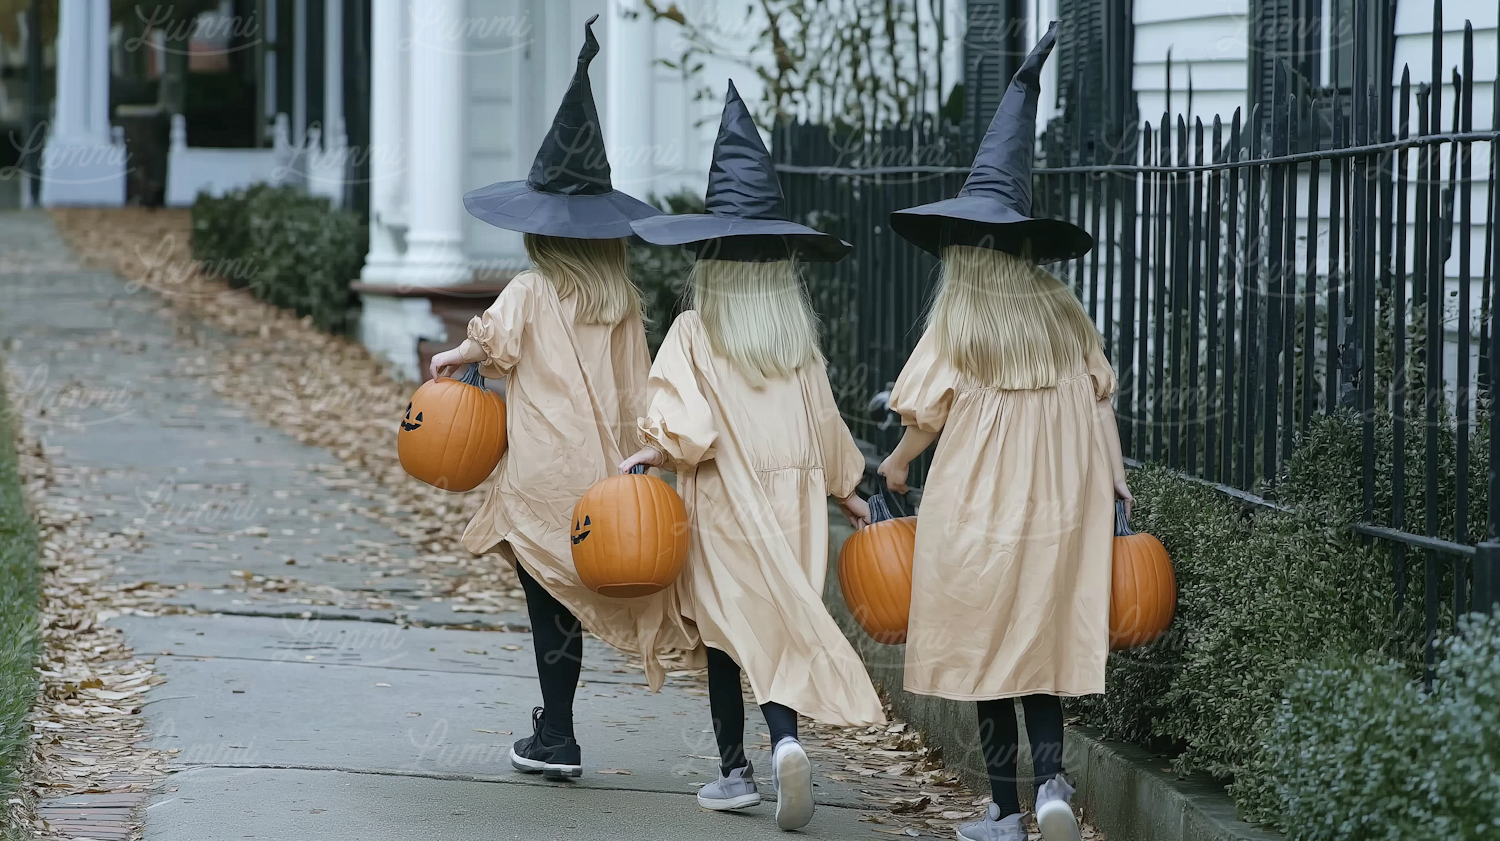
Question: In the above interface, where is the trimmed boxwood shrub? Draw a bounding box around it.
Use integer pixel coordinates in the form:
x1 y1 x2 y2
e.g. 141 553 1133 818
1082 458 1398 819
1079 407 1489 823
190 186 366 333
1262 612 1500 841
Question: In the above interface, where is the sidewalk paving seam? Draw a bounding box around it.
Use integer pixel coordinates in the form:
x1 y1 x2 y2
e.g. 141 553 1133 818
168 763 876 809
145 651 649 685
166 605 528 631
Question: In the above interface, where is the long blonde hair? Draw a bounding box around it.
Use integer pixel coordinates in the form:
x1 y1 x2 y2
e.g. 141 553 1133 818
524 234 642 325
927 244 1101 389
690 258 819 385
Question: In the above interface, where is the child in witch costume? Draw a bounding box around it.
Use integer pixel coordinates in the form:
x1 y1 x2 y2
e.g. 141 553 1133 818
428 16 697 780
618 81 885 831
876 24 1128 841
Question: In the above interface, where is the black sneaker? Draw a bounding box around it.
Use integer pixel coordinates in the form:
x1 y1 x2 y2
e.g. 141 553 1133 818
509 707 582 779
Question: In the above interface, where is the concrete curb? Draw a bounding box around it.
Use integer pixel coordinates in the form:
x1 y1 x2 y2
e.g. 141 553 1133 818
824 510 1282 841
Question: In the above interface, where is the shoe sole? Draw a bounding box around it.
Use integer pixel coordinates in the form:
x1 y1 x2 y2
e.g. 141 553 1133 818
541 763 582 780
697 792 762 811
773 743 814 831
1036 800 1082 841
509 747 544 774
509 747 582 779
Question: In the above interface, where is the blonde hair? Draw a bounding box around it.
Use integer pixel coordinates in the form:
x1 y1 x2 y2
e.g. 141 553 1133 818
690 258 819 386
928 244 1102 389
524 233 642 325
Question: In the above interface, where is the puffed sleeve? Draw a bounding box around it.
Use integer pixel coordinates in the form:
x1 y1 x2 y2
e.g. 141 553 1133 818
888 329 959 434
805 356 866 500
458 276 533 380
1086 344 1117 401
638 316 719 469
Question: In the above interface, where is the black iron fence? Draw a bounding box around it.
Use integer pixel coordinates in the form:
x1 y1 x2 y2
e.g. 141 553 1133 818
774 6 1500 653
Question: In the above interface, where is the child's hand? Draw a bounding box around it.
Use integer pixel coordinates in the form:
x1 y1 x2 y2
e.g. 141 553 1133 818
618 447 665 474
877 456 909 494
838 494 871 529
1115 478 1134 518
428 347 468 381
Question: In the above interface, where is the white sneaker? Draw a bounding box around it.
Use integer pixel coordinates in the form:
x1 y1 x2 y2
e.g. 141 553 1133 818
1034 774 1082 841
771 737 814 830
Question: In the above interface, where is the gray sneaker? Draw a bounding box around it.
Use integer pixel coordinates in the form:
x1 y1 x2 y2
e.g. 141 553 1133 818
697 761 761 811
956 804 1025 841
1035 774 1082 841
771 737 814 830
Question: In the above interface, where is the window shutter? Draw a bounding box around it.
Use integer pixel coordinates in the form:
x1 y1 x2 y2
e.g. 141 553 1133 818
965 0 1026 152
1251 0 1295 115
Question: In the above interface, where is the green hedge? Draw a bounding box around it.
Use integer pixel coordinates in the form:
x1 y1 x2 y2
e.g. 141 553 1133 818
0 384 41 804
190 185 366 333
1264 612 1500 841
1080 408 1484 823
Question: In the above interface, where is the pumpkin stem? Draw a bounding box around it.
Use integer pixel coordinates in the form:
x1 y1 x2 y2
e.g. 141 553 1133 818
1115 501 1135 537
458 362 488 389
628 464 647 475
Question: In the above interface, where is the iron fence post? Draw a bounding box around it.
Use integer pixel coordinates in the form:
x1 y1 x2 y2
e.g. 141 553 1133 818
1474 542 1500 615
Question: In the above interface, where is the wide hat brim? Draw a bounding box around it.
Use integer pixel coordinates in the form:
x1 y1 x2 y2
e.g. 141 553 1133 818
890 196 1093 263
463 180 661 240
630 214 851 262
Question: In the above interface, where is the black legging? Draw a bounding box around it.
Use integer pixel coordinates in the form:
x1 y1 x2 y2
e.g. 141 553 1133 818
975 695 1065 817
516 565 583 739
706 647 799 775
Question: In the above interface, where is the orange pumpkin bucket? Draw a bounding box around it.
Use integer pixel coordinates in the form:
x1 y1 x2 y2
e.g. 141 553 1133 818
397 363 508 492
1109 502 1177 650
838 478 916 644
571 465 689 598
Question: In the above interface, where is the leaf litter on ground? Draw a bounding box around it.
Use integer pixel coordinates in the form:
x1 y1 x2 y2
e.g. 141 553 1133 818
43 208 1104 840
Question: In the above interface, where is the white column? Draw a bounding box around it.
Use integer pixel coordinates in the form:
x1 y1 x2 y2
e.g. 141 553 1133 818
324 0 345 147
307 0 347 204
398 0 469 285
41 0 124 206
360 0 408 282
87 0 110 143
606 0 656 196
51 0 88 143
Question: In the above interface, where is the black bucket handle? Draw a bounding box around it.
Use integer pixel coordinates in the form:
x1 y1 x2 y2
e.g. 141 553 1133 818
868 473 910 523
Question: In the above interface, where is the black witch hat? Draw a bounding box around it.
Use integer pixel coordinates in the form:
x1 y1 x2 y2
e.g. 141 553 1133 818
462 15 659 240
889 22 1092 263
630 80 851 262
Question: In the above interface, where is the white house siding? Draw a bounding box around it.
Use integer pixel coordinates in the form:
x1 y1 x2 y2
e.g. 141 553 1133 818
1133 1 1250 131
1079 2 1500 412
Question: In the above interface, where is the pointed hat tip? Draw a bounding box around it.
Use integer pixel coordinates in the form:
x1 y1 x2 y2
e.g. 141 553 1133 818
578 14 600 64
1019 21 1061 78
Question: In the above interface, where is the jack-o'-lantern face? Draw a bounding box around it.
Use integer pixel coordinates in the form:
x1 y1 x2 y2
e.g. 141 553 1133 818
571 515 592 545
400 402 423 432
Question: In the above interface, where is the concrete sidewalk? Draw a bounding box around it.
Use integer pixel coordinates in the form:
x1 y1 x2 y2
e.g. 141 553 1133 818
1 210 897 840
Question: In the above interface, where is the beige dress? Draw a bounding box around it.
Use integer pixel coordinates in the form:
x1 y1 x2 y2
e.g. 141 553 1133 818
457 271 699 691
639 312 885 727
889 330 1117 701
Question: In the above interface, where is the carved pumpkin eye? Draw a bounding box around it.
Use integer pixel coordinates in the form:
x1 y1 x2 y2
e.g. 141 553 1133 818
399 403 424 432
570 515 592 545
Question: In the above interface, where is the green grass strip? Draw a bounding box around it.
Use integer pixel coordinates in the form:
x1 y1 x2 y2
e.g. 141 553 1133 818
0 378 41 805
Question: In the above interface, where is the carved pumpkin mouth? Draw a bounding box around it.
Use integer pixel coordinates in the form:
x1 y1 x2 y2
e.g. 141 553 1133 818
400 403 424 432
571 515 592 545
